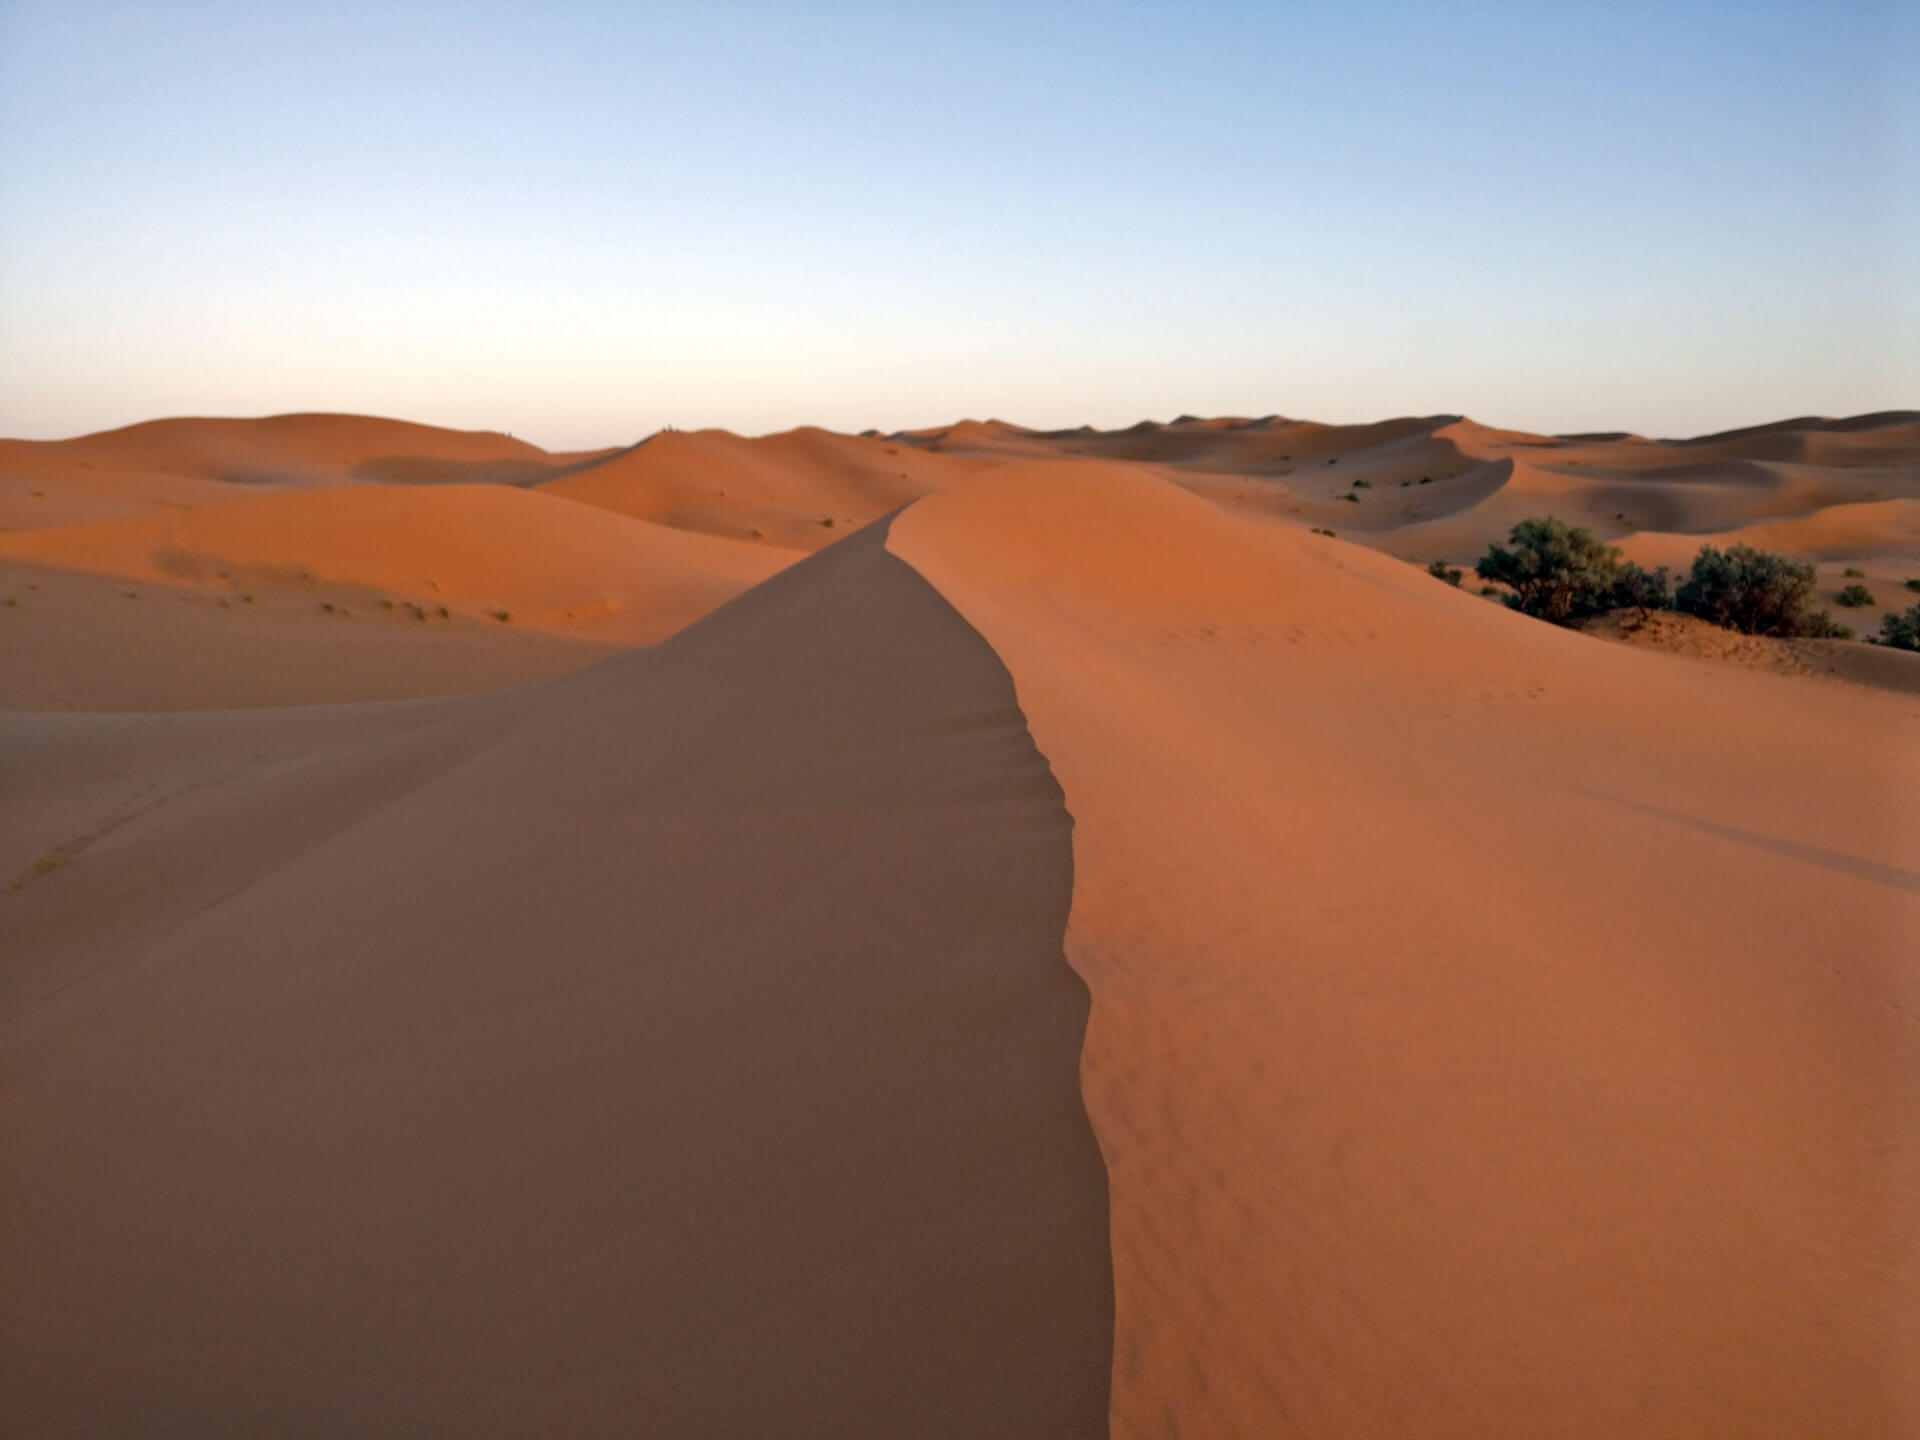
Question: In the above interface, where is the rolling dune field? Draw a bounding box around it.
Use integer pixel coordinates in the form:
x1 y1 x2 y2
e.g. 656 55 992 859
2 408 1916 1436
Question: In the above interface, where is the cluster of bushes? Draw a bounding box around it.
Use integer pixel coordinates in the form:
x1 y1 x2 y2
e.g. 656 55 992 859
1466 518 1680 626
1461 518 1860 639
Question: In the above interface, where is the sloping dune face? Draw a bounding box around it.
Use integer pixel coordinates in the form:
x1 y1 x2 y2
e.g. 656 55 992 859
540 425 987 551
0 523 1110 1438
0 482 793 639
0 412 609 531
890 464 1920 1437
894 411 1920 583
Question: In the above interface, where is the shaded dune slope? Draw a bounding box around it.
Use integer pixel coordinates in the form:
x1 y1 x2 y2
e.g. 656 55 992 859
890 463 1920 1437
0 521 1111 1438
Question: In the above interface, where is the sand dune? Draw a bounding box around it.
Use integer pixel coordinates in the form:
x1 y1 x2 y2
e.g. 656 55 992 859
541 424 988 550
0 481 793 632
0 482 799 704
0 412 619 533
1 523 1110 1437
890 462 1920 1436
891 410 1920 585
3 406 1917 1434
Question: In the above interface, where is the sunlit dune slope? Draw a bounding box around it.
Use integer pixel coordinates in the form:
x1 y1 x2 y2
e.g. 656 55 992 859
0 557 621 711
889 462 1920 1438
0 482 796 641
0 412 618 531
893 412 1920 583
541 424 988 550
0 522 1110 1438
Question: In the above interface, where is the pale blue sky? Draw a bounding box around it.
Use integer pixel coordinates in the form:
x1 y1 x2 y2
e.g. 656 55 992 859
1 0 1913 447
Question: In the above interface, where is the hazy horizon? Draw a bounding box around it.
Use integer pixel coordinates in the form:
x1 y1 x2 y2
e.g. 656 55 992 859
3 0 1915 450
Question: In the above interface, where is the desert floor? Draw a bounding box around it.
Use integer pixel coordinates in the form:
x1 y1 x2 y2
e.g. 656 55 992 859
4 409 1917 1436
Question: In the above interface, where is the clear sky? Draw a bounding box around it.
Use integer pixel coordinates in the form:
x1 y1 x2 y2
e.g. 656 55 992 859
1 0 1914 447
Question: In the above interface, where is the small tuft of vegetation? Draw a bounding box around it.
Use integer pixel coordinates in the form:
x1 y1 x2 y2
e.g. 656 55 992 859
10 847 70 892
437 604 451 619
490 609 511 623
1427 560 1463 586
3 597 15 608
1352 477 1371 489
1906 578 1920 594
1326 457 1338 465
319 601 336 614
1843 567 1866 578
1418 475 1433 484
1310 527 1336 537
1338 492 1360 504
819 516 836 527
1479 585 1502 598
1836 583 1874 608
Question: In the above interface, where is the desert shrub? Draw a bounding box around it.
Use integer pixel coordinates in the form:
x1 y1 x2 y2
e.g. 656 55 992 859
1474 518 1622 624
1352 478 1371 489
1608 561 1672 620
1310 527 1336 537
1418 475 1433 484
1427 560 1463 586
1803 614 1853 639
1674 544 1836 637
1906 578 1920 594
1880 605 1920 651
1836 583 1874 608
1479 585 1501 597
1843 566 1866 578
490 609 511 623
1339 492 1360 504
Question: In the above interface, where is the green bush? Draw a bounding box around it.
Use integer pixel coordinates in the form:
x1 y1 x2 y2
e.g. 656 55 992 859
1843 566 1866 578
1881 605 1920 651
1474 518 1623 624
1836 583 1874 608
1427 560 1463 586
1674 544 1835 637
1608 561 1671 619
1906 578 1920 594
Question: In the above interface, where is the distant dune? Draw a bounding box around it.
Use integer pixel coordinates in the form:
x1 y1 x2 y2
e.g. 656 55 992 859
2 407 1915 1435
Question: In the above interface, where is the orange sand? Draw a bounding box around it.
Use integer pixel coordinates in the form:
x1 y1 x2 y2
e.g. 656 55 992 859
3 406 1917 1434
